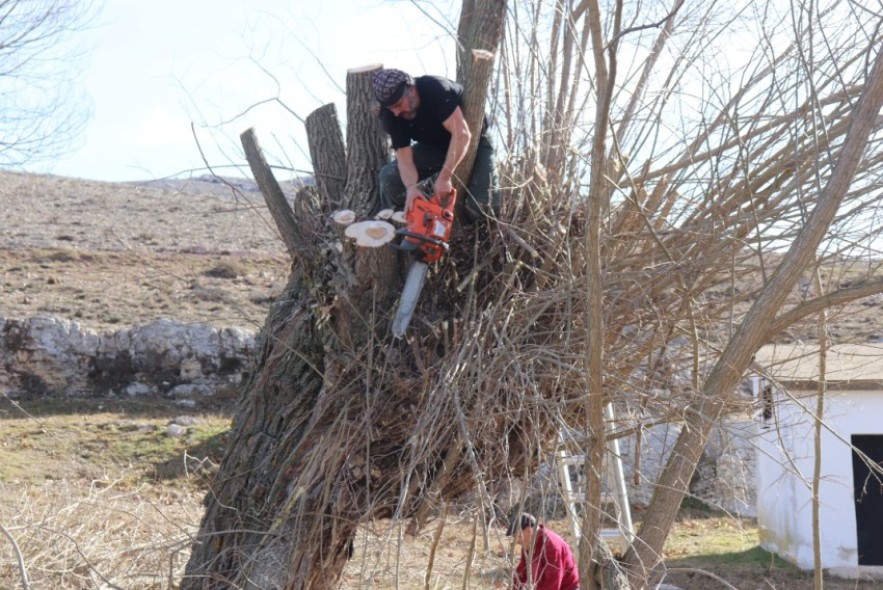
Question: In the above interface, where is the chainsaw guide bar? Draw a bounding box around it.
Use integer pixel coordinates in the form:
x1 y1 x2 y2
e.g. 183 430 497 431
389 188 457 338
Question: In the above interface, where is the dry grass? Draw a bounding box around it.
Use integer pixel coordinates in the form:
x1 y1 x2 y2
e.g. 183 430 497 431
0 481 202 589
0 398 224 589
2 396 870 590
2 168 882 588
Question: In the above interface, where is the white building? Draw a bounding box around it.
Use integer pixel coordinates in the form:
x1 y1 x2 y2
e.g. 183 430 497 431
754 343 883 580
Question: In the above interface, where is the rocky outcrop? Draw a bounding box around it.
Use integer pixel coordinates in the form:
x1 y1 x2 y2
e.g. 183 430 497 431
0 315 759 516
513 418 758 520
0 316 255 400
617 419 758 517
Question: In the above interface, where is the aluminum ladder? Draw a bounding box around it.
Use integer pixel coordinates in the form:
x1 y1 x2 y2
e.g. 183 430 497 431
556 402 634 552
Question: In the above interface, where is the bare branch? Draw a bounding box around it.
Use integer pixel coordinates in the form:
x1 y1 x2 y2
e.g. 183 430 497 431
768 278 883 336
0 522 31 590
240 127 305 263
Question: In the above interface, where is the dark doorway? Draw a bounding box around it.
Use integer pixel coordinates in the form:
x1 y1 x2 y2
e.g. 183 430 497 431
851 434 883 566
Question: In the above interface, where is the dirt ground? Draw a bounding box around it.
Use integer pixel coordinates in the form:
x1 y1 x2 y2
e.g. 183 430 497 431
0 169 291 332
2 169 883 589
3 168 883 340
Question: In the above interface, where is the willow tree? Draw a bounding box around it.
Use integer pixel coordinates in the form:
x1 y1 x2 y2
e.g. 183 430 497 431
183 1 883 589
181 2 513 589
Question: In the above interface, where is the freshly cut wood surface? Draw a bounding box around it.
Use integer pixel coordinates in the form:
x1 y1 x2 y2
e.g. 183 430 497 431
344 220 396 247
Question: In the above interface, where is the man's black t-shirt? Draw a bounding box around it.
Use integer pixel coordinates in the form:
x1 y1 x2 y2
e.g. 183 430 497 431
379 76 463 151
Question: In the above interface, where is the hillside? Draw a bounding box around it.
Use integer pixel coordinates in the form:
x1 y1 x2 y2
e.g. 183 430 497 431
3 168 883 343
0 169 292 332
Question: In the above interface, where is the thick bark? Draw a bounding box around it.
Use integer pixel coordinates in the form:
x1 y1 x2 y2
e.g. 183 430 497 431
455 0 477 82
455 0 505 85
183 128 391 590
241 129 306 263
344 65 389 217
621 46 883 589
452 0 506 190
454 48 497 191
183 8 508 590
305 103 347 211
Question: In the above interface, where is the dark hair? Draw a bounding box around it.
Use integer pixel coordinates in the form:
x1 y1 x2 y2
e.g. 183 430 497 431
506 513 537 536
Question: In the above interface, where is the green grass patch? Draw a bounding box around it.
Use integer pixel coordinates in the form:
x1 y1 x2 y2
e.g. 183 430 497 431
665 515 760 559
664 514 802 585
0 398 230 486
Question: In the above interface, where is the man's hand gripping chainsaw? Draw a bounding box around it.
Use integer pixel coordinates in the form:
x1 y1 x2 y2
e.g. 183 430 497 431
390 188 457 338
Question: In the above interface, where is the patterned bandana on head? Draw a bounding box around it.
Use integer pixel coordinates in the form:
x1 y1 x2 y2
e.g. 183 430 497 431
373 68 413 106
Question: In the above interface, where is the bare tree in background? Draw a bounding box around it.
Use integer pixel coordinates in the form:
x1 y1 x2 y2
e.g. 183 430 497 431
183 0 883 589
480 0 883 586
0 0 98 167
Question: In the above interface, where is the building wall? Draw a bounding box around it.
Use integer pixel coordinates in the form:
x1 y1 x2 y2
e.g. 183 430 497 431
617 419 757 516
756 387 882 572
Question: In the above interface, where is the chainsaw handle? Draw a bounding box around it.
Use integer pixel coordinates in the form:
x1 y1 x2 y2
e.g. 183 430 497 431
436 188 456 208
391 230 450 251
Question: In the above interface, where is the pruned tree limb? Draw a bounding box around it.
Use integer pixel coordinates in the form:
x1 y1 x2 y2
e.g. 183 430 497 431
306 103 347 210
240 127 305 263
344 64 389 216
453 0 507 192
458 0 506 78
454 48 497 191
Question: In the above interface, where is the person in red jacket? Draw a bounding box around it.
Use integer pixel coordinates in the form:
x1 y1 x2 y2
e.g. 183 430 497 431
498 513 580 590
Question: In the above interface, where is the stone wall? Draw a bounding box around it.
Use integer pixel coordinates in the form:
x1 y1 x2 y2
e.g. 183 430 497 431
616 419 758 517
0 316 255 405
1 316 759 516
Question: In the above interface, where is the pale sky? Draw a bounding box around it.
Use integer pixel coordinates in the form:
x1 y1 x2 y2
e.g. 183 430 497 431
32 0 459 182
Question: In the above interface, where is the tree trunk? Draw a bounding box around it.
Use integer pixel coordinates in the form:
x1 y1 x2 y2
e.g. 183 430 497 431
344 64 389 217
453 0 507 190
305 103 347 211
182 6 508 589
454 48 496 191
455 0 506 85
621 47 883 589
580 3 616 587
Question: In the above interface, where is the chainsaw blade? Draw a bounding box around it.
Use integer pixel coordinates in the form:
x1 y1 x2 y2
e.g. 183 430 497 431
392 261 429 338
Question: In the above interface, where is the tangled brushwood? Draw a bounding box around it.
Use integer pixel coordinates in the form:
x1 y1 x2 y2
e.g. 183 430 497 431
183 3 883 589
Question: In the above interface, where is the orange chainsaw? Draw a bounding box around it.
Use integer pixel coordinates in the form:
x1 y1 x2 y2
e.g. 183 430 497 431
390 188 457 338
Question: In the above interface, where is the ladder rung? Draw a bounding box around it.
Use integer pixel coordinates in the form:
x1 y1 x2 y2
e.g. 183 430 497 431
568 527 629 538
562 491 616 503
558 454 586 466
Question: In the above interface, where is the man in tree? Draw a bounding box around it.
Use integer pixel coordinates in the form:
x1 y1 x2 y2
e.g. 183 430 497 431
498 512 581 590
372 67 500 222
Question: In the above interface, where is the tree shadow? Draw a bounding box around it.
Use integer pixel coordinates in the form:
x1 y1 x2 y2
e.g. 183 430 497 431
151 430 229 482
0 387 239 420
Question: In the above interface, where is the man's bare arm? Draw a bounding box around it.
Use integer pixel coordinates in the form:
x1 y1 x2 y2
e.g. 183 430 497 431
435 106 471 196
395 146 422 212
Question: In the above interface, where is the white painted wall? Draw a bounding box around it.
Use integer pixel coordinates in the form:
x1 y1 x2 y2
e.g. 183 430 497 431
756 387 883 574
